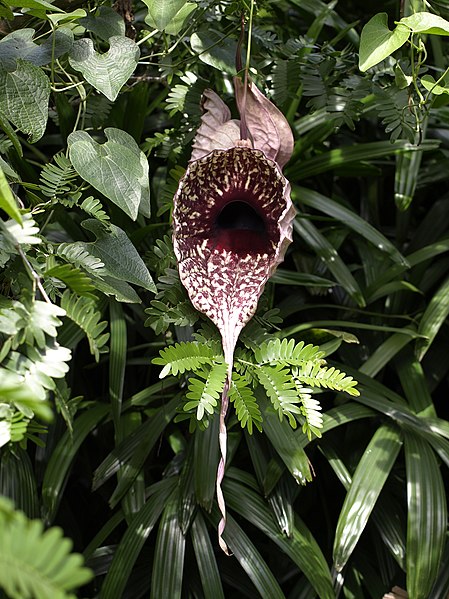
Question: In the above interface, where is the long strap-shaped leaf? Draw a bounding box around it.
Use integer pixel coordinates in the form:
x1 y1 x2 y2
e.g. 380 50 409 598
333 422 402 572
404 432 447 599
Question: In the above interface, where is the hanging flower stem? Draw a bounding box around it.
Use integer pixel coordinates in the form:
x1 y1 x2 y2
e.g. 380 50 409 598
216 362 232 554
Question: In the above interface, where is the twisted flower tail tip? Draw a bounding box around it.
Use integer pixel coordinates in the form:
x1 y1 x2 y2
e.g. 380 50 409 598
172 78 295 553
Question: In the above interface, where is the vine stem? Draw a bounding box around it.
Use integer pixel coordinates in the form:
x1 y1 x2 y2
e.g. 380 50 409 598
239 0 255 141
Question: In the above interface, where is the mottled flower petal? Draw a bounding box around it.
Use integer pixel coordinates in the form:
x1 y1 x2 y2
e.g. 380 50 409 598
173 147 292 365
190 89 241 161
234 77 294 168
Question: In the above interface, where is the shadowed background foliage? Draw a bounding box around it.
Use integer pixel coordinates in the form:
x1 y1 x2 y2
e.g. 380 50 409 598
1 0 449 598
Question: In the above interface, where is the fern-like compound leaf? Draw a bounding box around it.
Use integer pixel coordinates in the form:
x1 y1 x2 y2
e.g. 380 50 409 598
79 196 110 222
57 243 105 276
294 361 360 396
184 362 228 420
153 341 223 378
230 373 262 434
256 364 301 428
254 338 325 366
61 291 109 362
39 152 78 198
45 263 97 298
0 497 92 598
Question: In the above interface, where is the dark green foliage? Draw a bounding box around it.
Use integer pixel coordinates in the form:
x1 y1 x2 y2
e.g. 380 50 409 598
1 0 449 598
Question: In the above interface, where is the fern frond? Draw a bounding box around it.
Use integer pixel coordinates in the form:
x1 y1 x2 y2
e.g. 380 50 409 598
57 243 105 276
184 362 228 420
0 497 92 598
45 264 97 298
230 373 262 434
153 341 223 378
145 298 198 334
165 71 204 119
79 197 110 222
293 381 323 441
294 362 360 396
60 291 109 361
254 338 325 366
39 153 78 198
256 364 300 428
271 58 302 108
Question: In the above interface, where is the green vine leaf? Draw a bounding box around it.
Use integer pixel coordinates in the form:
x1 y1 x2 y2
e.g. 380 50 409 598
78 220 156 293
79 6 125 41
68 128 150 220
190 29 239 74
400 11 449 35
0 58 50 142
184 362 228 420
359 13 410 72
68 36 140 101
0 166 21 223
0 28 73 70
144 0 188 31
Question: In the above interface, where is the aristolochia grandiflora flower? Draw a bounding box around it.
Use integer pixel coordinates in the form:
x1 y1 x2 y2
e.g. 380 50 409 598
173 76 295 553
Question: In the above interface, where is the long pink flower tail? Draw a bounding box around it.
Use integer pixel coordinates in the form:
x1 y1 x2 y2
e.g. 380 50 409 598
216 363 232 555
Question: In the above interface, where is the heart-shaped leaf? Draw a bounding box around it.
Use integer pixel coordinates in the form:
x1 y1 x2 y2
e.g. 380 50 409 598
68 36 139 101
421 74 449 95
79 6 125 41
0 58 50 142
143 0 187 31
68 128 150 220
0 28 73 70
400 11 449 35
359 13 410 72
80 220 156 294
190 30 240 74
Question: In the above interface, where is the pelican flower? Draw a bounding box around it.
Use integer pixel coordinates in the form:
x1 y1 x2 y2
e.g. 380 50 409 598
172 76 295 553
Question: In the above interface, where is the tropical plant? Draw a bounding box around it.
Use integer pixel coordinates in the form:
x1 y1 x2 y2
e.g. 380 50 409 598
1 0 449 598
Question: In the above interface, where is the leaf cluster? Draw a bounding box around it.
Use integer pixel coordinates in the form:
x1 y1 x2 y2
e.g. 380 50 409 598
154 337 359 437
